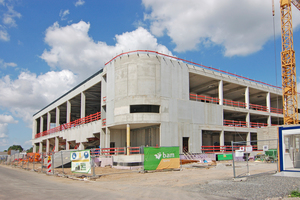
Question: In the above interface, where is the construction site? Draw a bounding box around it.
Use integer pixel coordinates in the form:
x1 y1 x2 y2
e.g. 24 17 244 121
27 0 300 174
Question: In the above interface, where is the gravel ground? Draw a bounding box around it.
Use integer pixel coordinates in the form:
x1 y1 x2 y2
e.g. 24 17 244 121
184 172 300 200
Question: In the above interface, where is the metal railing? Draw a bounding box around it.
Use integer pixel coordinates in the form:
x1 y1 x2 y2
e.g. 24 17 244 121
223 120 248 127
223 99 247 108
201 145 258 153
189 94 219 104
249 104 268 112
35 112 101 138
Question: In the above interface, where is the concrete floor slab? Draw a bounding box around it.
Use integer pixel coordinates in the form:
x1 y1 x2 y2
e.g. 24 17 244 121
274 171 300 178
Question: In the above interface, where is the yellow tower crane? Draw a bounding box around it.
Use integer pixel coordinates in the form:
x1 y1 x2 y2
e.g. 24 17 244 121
279 0 300 124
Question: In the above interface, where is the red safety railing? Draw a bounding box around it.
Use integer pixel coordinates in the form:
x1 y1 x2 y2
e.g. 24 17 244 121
189 94 219 104
270 107 283 114
223 120 248 127
249 104 268 112
249 122 268 128
223 99 247 108
35 112 101 139
102 118 106 126
103 96 106 103
201 145 258 153
90 146 142 156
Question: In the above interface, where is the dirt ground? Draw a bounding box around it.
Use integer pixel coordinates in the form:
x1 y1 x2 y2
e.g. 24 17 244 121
2 160 283 200
7 159 278 183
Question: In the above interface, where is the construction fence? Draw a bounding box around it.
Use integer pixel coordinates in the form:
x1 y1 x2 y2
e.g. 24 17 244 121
231 139 278 178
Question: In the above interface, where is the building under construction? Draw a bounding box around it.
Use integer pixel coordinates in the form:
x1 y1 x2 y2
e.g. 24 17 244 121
31 50 290 153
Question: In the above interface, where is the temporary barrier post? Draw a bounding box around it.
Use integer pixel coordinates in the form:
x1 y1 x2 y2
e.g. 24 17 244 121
61 151 64 174
232 141 236 178
52 153 54 175
92 156 95 177
33 154 35 171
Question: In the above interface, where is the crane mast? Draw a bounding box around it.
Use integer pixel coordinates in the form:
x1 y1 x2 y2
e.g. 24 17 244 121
280 0 300 124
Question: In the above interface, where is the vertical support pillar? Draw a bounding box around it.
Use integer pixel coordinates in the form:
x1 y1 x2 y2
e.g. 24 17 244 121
268 115 271 127
218 80 223 105
199 129 203 153
39 142 43 153
245 87 249 109
66 141 70 150
56 107 60 127
100 128 106 149
266 92 271 112
46 139 50 153
246 113 250 128
55 137 59 152
81 92 86 118
220 130 224 150
40 116 44 133
33 144 37 153
105 127 110 148
67 100 71 123
247 132 251 146
32 119 37 139
47 112 51 130
127 124 130 155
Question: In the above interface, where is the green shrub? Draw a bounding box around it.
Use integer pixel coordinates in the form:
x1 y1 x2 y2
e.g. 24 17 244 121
290 190 300 197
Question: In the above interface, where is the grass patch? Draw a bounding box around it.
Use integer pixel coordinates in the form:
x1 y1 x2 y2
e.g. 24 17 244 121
290 190 300 197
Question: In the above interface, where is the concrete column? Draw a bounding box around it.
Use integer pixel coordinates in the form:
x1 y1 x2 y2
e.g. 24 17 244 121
218 80 223 105
268 115 271 127
245 87 249 109
78 142 84 150
66 141 70 150
266 92 271 112
199 129 203 153
220 130 225 147
39 142 43 153
81 92 86 118
46 139 50 153
127 124 130 155
105 127 110 148
33 144 37 153
67 100 71 123
47 112 51 130
100 128 106 149
55 137 59 152
40 116 44 133
56 107 60 127
32 119 37 139
246 113 250 128
247 132 251 146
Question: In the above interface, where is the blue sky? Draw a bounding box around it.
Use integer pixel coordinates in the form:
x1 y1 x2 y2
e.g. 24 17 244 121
0 0 300 151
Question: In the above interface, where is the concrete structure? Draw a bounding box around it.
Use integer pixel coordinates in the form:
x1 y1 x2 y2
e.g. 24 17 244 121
32 50 296 154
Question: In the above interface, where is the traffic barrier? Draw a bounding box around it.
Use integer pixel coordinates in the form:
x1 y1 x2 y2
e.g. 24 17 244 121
47 156 51 173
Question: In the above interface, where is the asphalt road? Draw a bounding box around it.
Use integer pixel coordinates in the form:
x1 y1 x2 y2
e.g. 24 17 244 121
0 165 232 200
0 165 119 200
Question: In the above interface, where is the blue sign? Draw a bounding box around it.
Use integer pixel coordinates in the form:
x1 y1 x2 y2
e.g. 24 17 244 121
84 151 89 158
72 152 77 159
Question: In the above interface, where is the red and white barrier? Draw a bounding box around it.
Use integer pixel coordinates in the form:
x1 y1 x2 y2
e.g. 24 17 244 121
47 156 51 173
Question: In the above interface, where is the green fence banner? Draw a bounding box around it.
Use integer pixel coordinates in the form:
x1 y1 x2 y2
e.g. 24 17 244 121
144 146 180 171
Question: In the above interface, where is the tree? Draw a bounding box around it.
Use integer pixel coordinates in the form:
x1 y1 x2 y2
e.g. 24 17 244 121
7 145 23 153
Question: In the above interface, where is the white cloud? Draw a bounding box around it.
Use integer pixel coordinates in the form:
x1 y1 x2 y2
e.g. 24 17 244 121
142 0 300 57
0 0 4 6
2 5 21 27
59 9 70 21
0 59 17 68
0 70 77 125
75 0 85 7
0 123 8 146
40 21 172 81
0 28 9 41
0 115 18 124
